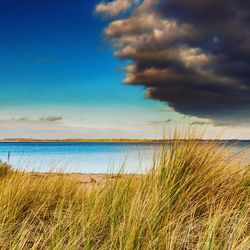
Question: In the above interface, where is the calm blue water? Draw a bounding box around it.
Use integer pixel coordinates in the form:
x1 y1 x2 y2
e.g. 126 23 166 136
0 142 249 173
0 142 160 173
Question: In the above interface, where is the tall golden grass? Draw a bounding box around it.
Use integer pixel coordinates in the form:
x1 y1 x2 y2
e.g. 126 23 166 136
0 138 249 249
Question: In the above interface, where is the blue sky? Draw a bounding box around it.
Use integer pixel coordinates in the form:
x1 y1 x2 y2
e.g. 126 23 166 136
0 0 169 138
0 0 249 139
0 0 136 106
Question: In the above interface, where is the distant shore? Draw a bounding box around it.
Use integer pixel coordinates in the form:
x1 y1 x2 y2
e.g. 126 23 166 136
0 138 247 143
0 138 164 143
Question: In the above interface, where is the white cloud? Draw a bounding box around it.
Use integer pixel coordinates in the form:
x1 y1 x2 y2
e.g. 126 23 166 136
96 0 138 17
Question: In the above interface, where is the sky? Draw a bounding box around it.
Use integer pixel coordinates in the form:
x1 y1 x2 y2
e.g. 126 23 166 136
0 0 250 139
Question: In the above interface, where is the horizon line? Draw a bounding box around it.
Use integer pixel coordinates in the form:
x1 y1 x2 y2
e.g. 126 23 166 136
0 138 249 142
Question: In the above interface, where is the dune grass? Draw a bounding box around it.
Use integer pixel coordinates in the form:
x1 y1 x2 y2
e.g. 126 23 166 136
0 138 249 249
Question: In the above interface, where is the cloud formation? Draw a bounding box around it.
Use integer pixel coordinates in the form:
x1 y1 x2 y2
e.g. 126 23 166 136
13 117 29 121
11 116 63 123
97 0 250 125
190 121 212 126
96 0 138 17
150 118 172 124
39 116 63 122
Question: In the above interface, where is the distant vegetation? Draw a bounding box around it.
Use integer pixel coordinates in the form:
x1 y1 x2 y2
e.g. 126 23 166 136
0 138 247 143
0 137 249 249
0 138 164 143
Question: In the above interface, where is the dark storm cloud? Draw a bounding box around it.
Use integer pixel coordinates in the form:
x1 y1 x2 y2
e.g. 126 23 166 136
96 0 250 125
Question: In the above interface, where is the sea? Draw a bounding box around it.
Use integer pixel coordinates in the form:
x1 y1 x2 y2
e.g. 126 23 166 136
0 142 249 174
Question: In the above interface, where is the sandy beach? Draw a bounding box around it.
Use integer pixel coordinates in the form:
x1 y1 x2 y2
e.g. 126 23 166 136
28 172 140 188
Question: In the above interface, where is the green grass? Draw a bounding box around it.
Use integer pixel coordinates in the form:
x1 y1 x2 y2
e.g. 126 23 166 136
0 138 249 249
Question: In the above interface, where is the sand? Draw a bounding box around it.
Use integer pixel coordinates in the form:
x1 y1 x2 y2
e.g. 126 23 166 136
28 172 140 189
